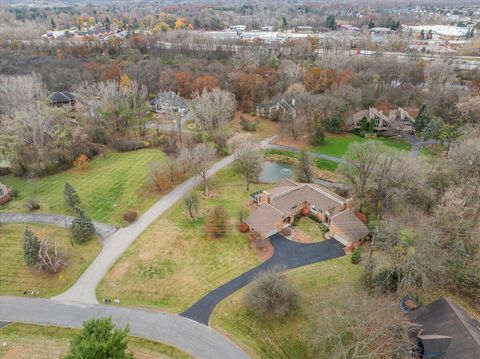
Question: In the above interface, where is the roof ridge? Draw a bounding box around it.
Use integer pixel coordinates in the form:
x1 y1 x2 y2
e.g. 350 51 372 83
445 298 480 347
271 183 306 199
306 184 345 205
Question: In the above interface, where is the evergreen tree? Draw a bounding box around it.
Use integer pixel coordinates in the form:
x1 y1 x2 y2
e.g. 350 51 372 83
415 104 433 134
70 207 95 243
22 227 40 268
326 15 336 30
368 20 375 29
310 124 325 146
64 182 81 211
64 318 133 359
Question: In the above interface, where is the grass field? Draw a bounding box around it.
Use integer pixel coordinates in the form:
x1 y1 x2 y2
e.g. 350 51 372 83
0 323 191 359
97 167 272 312
1 149 168 226
229 113 279 140
0 223 101 297
310 134 412 157
295 217 327 242
211 256 363 359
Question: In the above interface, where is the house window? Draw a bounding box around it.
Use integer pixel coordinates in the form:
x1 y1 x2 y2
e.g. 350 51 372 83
311 205 318 214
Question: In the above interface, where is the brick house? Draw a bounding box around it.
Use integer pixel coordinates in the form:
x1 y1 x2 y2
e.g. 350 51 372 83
245 178 369 249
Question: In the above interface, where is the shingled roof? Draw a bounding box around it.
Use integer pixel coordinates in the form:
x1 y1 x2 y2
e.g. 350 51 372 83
50 91 75 104
409 298 480 359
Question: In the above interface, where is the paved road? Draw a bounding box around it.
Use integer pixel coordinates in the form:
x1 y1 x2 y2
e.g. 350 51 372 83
0 296 249 359
52 154 235 304
0 212 117 240
265 143 345 163
403 133 436 158
181 234 345 325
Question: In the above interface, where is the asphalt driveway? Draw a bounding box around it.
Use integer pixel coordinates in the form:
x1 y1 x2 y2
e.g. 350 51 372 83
180 234 345 325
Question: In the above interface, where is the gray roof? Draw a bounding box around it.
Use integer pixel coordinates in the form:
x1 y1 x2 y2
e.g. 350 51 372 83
409 298 480 359
50 91 75 103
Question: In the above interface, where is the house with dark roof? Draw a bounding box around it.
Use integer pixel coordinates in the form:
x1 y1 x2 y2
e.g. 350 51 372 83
409 297 480 359
50 92 76 107
245 178 369 249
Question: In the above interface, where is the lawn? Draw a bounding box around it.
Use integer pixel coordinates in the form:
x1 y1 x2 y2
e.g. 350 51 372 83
0 223 101 297
211 256 363 359
295 217 327 242
1 149 168 226
97 166 272 312
310 134 412 158
0 323 191 359
229 112 279 140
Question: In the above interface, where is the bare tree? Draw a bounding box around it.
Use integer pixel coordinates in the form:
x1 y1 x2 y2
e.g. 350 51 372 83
295 150 315 183
0 73 45 116
179 143 215 195
183 192 199 219
233 139 264 190
36 238 67 274
190 88 236 152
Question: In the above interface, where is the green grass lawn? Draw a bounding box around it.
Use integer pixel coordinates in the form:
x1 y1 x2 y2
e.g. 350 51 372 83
211 256 363 359
310 134 412 158
294 217 327 242
0 323 191 359
1 149 168 226
0 223 101 297
97 167 272 312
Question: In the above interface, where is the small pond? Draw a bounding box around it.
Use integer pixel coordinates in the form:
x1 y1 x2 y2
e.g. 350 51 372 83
259 161 294 183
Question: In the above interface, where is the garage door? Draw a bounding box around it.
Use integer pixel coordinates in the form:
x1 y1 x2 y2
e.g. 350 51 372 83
333 233 349 246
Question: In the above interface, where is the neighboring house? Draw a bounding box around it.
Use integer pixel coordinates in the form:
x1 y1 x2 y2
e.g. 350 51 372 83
245 178 369 249
409 297 480 359
256 98 296 119
0 182 11 205
50 91 76 107
151 92 188 114
349 107 415 134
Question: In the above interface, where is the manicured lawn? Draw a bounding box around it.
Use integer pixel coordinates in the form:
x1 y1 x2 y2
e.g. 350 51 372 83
0 223 101 297
0 323 191 359
211 256 363 359
229 113 279 140
1 149 168 226
97 167 272 312
310 134 412 158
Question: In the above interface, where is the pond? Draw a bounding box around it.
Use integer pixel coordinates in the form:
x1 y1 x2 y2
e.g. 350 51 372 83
259 161 294 183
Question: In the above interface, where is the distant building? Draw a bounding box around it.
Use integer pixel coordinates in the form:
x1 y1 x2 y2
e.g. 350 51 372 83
229 25 246 35
50 92 76 107
261 26 275 32
295 26 314 33
256 98 296 119
338 24 360 32
151 92 188 114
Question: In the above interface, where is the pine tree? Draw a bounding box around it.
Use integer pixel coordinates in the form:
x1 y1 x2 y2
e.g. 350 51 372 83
64 182 81 211
70 207 95 243
22 227 40 267
415 104 433 134
310 124 325 146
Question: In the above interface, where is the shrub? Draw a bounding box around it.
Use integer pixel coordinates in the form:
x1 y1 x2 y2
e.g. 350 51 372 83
239 223 249 232
64 182 81 211
10 188 19 198
237 206 249 223
206 206 229 238
301 208 310 216
244 268 299 319
70 207 95 243
110 138 145 152
252 238 270 252
456 268 480 303
374 267 400 293
22 227 40 268
64 318 133 359
25 199 40 211
89 127 108 144
123 210 138 223
351 247 361 264
240 115 257 131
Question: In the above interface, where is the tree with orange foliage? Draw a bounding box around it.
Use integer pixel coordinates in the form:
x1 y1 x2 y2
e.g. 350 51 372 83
191 75 219 94
100 64 121 82
176 71 193 98
119 74 130 89
238 72 268 111
84 62 103 81
129 34 149 53
304 67 338 94
175 18 188 30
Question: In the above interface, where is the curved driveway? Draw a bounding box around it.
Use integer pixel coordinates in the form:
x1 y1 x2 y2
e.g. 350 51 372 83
0 296 249 359
181 235 345 325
